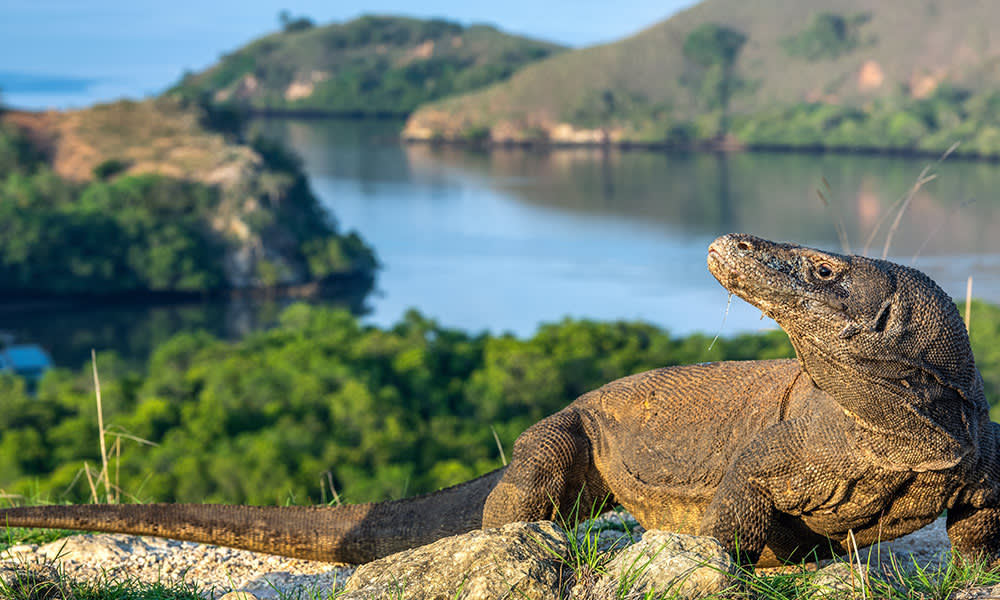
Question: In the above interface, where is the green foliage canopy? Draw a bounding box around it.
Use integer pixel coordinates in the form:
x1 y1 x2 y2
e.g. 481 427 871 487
0 306 795 506
0 122 376 296
0 173 226 294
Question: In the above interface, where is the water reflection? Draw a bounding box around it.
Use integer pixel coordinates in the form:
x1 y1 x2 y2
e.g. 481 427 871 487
400 143 998 258
0 286 371 370
254 118 1000 341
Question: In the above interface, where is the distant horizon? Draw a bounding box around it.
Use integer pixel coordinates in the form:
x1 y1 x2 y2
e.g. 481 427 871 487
0 1 698 110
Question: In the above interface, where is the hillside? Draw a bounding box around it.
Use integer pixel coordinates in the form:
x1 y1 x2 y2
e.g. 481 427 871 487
404 0 1000 154
172 15 564 116
0 98 376 295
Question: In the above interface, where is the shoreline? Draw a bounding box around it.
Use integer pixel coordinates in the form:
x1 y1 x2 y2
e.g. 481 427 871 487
6 105 984 162
0 271 375 315
245 107 411 120
235 111 989 162
397 133 991 162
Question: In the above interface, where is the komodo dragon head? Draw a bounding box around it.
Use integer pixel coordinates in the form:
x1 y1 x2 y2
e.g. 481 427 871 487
707 233 986 470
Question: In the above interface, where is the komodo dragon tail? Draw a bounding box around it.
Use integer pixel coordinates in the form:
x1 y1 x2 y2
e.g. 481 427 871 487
0 467 506 564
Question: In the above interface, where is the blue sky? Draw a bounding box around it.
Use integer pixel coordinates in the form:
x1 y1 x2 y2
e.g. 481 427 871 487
1 0 698 110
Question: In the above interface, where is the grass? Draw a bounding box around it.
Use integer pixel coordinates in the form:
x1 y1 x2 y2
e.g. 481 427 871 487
3 97 255 183
552 515 1000 599
0 558 206 600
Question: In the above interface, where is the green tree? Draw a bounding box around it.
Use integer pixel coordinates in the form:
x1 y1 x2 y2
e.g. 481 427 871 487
279 10 314 33
782 13 869 61
681 23 747 136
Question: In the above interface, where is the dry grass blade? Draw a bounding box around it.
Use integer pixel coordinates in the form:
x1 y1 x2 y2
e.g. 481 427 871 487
862 142 959 259
83 463 99 505
0 493 24 502
817 176 850 253
325 471 342 506
861 194 905 257
490 426 508 466
966 276 973 333
103 427 158 447
91 349 113 504
848 529 868 600
881 169 936 260
862 141 959 258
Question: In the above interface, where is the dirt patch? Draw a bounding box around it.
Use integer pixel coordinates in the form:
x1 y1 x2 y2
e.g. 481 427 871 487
3 98 258 183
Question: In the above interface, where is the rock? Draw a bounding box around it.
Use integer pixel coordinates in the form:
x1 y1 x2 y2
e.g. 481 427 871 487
35 533 173 562
575 511 646 555
877 517 950 569
218 592 260 600
808 561 868 598
342 521 571 600
0 544 38 560
14 533 349 600
953 583 1000 599
579 531 736 600
36 533 128 562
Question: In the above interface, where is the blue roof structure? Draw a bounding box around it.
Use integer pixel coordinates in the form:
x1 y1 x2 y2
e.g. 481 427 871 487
1 344 52 376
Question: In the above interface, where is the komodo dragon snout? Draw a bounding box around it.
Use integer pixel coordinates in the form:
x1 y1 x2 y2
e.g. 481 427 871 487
708 232 895 340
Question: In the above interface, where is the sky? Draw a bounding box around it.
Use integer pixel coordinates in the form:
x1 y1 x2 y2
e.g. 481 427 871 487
0 0 698 110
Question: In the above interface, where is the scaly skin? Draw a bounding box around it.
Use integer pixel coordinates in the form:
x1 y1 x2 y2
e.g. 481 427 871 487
3 234 999 567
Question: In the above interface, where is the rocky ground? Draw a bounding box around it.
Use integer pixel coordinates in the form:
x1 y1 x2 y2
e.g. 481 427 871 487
1 534 354 599
0 516 967 599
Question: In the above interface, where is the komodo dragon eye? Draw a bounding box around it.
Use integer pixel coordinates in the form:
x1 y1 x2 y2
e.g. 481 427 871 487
816 263 835 279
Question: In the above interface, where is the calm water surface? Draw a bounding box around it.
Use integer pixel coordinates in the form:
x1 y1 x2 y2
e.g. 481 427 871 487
8 118 1000 367
254 119 1000 337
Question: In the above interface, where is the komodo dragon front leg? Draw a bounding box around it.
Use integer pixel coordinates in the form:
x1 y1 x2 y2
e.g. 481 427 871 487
482 408 612 526
946 506 1000 563
698 409 864 565
945 422 1000 564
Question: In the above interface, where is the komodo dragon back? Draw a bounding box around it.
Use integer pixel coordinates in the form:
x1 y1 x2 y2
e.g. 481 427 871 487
4 233 1000 568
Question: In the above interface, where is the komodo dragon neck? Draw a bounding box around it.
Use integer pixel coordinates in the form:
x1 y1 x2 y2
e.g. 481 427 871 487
708 234 987 471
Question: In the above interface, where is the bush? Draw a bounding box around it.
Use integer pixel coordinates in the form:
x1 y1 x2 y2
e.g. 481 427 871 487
92 158 130 180
782 12 870 61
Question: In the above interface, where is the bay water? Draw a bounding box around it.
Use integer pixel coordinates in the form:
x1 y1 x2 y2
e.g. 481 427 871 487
7 118 1000 367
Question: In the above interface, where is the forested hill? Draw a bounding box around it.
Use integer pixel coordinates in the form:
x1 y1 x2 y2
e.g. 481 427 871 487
0 98 376 296
404 0 1000 156
171 15 565 116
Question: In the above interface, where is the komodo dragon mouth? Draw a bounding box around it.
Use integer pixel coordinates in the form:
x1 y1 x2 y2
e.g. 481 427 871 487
707 233 851 323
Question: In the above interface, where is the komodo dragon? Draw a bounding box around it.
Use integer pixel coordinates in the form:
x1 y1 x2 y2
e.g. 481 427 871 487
3 233 1000 567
